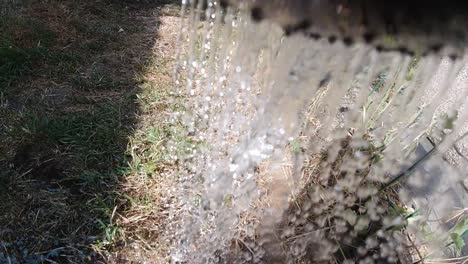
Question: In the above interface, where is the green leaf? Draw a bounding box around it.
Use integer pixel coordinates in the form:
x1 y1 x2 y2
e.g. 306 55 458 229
450 233 465 251
451 218 468 237
290 140 301 154
446 218 468 255
405 208 421 220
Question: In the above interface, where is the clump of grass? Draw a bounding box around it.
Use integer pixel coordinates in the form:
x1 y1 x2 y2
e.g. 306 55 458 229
228 131 414 263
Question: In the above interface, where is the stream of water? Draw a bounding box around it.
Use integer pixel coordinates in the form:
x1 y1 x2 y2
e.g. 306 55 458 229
168 1 468 262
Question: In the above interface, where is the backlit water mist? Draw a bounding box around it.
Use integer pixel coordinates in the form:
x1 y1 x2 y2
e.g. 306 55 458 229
167 1 468 263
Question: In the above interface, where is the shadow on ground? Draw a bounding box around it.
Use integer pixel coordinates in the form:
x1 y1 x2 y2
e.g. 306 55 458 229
0 0 179 262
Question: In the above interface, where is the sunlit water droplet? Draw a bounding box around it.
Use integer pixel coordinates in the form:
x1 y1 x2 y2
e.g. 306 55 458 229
168 1 468 262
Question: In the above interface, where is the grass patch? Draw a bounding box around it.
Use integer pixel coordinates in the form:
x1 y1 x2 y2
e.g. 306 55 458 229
0 15 55 83
0 16 56 48
0 45 46 88
18 103 127 169
0 15 84 91
0 0 182 262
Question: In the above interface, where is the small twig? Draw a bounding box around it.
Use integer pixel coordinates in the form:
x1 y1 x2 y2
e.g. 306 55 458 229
35 247 66 255
18 166 33 176
407 233 424 264
73 218 95 235
237 238 254 255
1 242 11 264
135 234 153 250
110 206 118 225
444 208 468 223
285 226 333 242
43 258 60 264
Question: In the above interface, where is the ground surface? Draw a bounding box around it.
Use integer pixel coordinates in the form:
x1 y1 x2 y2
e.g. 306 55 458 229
0 0 181 262
2 1 467 263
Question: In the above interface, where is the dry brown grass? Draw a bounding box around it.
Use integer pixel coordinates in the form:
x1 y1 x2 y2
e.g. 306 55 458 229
0 0 182 263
